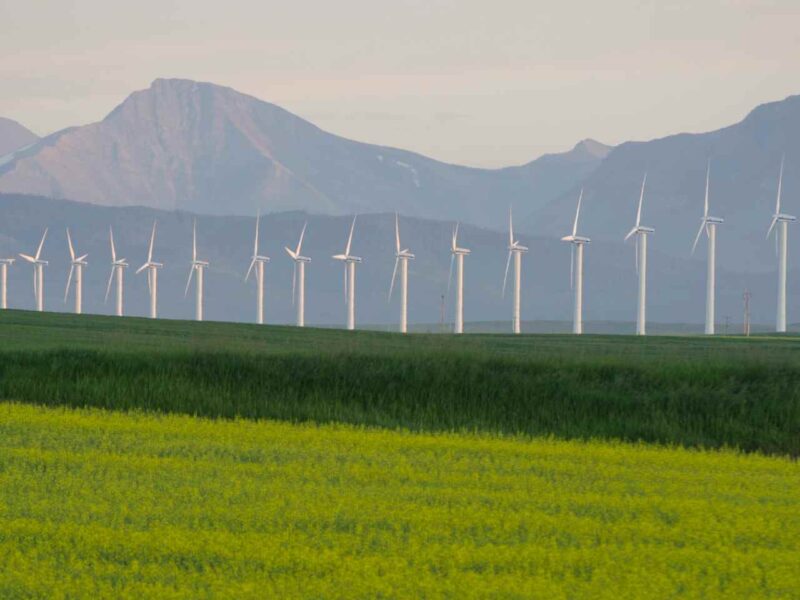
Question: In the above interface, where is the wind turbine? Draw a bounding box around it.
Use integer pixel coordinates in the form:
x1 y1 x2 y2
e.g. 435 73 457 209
502 208 528 334
561 189 591 334
766 155 796 333
184 220 209 322
19 228 48 312
332 216 361 330
0 257 14 309
64 228 88 315
448 222 471 334
245 212 270 325
624 174 654 336
691 161 724 335
388 213 415 334
135 221 163 319
105 226 128 317
285 221 310 327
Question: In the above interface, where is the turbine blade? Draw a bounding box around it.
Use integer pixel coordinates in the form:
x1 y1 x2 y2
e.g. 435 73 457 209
345 215 356 257
147 221 156 263
35 228 48 261
291 262 297 305
192 220 197 262
285 246 297 260
446 253 455 295
570 244 574 290
636 173 647 228
691 221 705 255
66 228 75 261
254 212 261 256
508 207 514 247
624 227 638 242
135 263 148 275
452 222 459 251
296 221 307 256
704 159 711 218
110 226 117 263
184 266 194 298
105 268 114 303
776 155 785 215
245 258 256 282
18 253 36 263
395 213 401 254
388 257 399 301
767 216 778 239
573 189 583 237
502 251 512 298
64 265 74 303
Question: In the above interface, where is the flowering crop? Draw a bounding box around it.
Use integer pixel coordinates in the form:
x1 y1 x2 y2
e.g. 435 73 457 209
0 402 797 598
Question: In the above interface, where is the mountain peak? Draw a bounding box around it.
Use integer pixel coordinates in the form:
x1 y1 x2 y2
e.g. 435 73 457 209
571 138 612 160
0 117 39 157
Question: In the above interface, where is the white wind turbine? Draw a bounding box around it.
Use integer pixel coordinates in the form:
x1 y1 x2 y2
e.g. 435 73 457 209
19 228 48 312
332 216 361 331
561 189 591 334
245 212 270 325
285 222 310 327
624 174 654 336
0 257 14 310
388 213 415 334
64 229 88 314
766 155 796 333
502 208 528 334
184 220 209 322
105 226 128 317
448 222 471 334
691 161 724 335
136 221 163 319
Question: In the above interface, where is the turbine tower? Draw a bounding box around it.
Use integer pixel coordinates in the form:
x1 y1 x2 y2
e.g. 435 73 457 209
332 216 361 331
624 174 654 336
245 212 270 325
691 161 724 335
185 220 209 322
561 189 591 334
285 222 310 327
19 228 48 312
0 257 14 310
135 221 163 319
64 228 88 315
448 223 471 334
767 156 796 333
105 226 128 317
389 213 415 334
502 208 528 334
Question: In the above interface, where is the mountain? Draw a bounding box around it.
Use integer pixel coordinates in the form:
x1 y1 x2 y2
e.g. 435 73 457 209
522 95 800 273
0 193 787 329
0 118 39 157
0 79 606 230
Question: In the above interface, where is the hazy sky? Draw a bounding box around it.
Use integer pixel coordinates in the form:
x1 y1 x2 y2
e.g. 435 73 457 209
1 0 799 166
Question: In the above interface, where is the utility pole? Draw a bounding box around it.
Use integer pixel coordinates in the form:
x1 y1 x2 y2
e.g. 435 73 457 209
743 289 751 337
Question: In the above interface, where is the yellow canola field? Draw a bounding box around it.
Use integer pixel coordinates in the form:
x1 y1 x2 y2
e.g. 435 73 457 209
0 402 798 599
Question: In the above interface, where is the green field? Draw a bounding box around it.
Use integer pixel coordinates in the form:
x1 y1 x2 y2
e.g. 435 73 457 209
0 310 798 455
1 402 798 598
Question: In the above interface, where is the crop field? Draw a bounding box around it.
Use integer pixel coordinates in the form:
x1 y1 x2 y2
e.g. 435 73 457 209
1 402 798 598
0 310 798 455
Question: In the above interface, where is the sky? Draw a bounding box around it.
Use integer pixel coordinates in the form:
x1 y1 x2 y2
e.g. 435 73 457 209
1 0 799 167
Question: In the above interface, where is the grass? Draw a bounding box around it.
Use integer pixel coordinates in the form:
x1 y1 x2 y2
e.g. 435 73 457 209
1 402 798 599
1 310 798 455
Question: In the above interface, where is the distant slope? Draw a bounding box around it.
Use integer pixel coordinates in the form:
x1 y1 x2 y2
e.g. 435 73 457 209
0 79 606 230
523 95 800 273
0 193 789 327
0 117 38 157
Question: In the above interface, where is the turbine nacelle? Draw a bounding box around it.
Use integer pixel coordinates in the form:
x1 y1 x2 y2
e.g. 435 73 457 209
332 254 362 263
704 216 725 225
774 213 797 222
0 258 15 265
560 235 591 244
396 250 415 260
508 242 528 253
625 226 654 241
